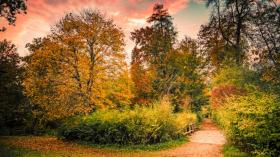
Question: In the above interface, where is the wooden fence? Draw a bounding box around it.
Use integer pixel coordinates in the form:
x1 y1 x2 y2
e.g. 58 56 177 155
184 123 196 135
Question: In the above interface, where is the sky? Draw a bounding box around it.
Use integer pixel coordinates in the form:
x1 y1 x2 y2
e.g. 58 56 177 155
0 0 210 58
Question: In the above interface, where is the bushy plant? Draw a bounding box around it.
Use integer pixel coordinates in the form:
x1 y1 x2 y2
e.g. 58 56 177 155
213 91 280 156
212 65 259 88
58 100 196 145
210 65 260 110
211 65 280 156
211 85 245 109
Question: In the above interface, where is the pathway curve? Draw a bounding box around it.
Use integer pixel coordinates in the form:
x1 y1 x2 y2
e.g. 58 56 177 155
160 118 226 157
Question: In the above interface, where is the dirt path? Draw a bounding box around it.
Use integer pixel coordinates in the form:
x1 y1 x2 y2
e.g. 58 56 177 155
1 119 226 157
160 118 226 157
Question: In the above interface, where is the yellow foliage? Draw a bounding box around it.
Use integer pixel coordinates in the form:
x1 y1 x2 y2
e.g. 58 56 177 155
23 10 132 124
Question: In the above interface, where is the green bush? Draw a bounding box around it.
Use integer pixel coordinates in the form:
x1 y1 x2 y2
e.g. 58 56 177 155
212 65 259 89
213 91 280 156
58 100 196 145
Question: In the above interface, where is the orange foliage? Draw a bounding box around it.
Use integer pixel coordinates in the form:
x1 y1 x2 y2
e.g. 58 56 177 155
211 85 245 108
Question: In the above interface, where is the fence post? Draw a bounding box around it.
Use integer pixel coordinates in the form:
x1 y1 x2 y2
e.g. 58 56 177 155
185 123 196 135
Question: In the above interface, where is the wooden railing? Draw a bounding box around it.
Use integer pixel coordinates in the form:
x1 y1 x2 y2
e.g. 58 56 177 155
184 123 196 135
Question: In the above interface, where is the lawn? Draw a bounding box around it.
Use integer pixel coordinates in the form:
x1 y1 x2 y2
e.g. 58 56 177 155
0 136 187 157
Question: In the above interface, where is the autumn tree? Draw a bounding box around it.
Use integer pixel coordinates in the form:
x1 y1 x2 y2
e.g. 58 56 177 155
24 10 130 126
131 4 207 111
0 0 27 31
130 27 155 103
106 66 134 108
131 4 177 102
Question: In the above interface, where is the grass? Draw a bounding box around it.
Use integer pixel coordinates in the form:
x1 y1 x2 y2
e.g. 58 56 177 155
0 136 188 157
77 136 187 152
223 143 248 157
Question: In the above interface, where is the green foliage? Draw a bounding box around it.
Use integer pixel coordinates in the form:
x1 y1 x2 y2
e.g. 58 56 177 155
58 100 196 145
130 3 177 103
79 137 187 152
223 143 248 157
211 65 280 156
212 64 259 88
130 4 208 112
213 91 280 156
0 40 31 135
163 37 208 112
210 65 262 109
0 145 56 157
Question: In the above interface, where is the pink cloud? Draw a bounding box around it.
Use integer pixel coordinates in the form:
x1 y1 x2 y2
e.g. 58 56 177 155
0 0 192 56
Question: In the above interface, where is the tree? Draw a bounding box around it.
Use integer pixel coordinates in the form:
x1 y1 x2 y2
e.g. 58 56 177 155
248 1 280 86
146 3 177 65
202 0 255 65
130 27 155 103
130 46 155 104
24 10 128 126
0 0 27 31
198 17 228 69
0 40 28 134
130 4 177 102
105 67 134 108
166 37 207 111
130 4 207 111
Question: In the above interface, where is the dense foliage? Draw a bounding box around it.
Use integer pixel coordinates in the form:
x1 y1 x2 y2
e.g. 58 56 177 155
0 40 30 135
211 65 280 156
23 10 132 129
214 91 280 156
131 4 208 111
0 1 279 155
58 100 196 145
205 4 280 155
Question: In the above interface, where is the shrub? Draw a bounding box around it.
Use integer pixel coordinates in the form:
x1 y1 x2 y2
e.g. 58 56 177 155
58 100 196 145
212 65 259 88
211 85 245 109
213 91 280 156
223 143 248 157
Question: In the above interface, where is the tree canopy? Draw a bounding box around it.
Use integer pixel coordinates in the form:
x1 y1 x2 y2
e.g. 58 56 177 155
0 0 27 31
24 10 131 125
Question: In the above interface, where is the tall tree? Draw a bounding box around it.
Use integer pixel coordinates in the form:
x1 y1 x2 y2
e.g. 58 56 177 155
198 17 228 69
0 40 28 134
249 1 280 86
203 0 255 65
24 10 128 126
165 37 207 111
131 4 177 102
0 0 27 31
146 4 177 65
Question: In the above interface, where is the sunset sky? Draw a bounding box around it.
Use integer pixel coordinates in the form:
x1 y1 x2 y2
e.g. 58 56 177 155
0 0 210 57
